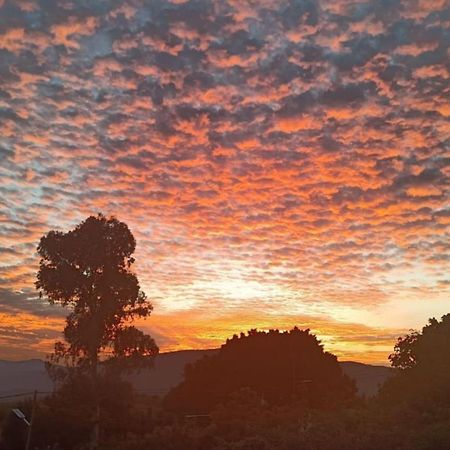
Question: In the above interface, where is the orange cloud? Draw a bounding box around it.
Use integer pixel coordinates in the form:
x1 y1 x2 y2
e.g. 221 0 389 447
51 16 97 48
0 0 448 364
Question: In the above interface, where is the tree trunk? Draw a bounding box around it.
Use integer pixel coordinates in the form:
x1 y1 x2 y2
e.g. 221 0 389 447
90 355 100 450
92 403 100 450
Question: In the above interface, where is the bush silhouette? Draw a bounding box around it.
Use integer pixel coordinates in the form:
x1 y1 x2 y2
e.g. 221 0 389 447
165 327 356 413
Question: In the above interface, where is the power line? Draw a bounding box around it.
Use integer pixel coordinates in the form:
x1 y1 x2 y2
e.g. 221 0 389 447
0 387 170 401
0 392 52 401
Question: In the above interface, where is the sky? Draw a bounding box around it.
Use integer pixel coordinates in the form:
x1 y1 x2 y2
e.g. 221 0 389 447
0 0 449 364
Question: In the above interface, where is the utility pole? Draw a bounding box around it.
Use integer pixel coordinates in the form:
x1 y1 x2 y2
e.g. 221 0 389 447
25 390 37 450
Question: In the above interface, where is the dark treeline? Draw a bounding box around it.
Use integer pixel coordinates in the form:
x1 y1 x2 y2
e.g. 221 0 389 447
164 328 356 413
1 215 449 450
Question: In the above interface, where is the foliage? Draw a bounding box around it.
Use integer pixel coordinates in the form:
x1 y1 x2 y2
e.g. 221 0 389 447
164 327 356 413
36 214 158 375
381 313 450 407
34 214 158 448
79 400 450 450
30 375 133 449
3 306 450 449
388 330 420 369
389 314 450 372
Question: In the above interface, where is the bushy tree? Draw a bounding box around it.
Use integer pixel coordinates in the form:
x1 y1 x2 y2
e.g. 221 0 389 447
36 214 158 448
389 314 450 371
164 328 355 414
380 313 450 408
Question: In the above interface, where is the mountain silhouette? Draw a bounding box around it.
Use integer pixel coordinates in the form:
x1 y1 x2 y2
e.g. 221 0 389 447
0 350 392 399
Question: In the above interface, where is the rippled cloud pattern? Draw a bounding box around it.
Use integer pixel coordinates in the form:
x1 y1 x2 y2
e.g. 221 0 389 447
0 0 449 362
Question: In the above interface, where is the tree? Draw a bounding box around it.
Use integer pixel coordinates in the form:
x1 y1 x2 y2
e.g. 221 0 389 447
164 327 356 414
36 214 158 449
381 313 450 408
389 314 450 371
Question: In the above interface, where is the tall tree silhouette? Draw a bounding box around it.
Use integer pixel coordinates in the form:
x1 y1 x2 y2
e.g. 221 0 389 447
165 327 355 414
36 214 158 449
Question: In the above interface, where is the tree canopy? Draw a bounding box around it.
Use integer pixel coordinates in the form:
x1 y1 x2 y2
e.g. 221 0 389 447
36 214 158 372
381 314 450 407
164 327 356 414
389 313 450 371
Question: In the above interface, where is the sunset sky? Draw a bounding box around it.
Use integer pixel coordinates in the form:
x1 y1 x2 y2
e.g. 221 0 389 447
0 0 449 364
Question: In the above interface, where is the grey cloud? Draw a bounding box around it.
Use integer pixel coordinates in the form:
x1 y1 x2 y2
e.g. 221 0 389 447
392 168 445 190
78 30 114 61
0 288 65 318
280 0 318 28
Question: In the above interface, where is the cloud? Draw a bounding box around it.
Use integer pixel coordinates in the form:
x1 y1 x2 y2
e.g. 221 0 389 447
0 288 65 318
0 0 448 363
142 309 408 364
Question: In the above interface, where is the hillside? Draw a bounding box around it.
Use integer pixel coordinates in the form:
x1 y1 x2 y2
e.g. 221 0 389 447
128 349 218 396
0 350 392 399
0 359 53 398
340 361 393 396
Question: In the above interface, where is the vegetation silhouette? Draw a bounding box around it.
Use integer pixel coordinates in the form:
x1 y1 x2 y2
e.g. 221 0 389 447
2 315 450 449
380 313 450 408
164 327 356 414
35 214 158 449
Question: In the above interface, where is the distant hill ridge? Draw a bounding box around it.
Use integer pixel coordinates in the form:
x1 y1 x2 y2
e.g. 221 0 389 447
0 350 392 399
